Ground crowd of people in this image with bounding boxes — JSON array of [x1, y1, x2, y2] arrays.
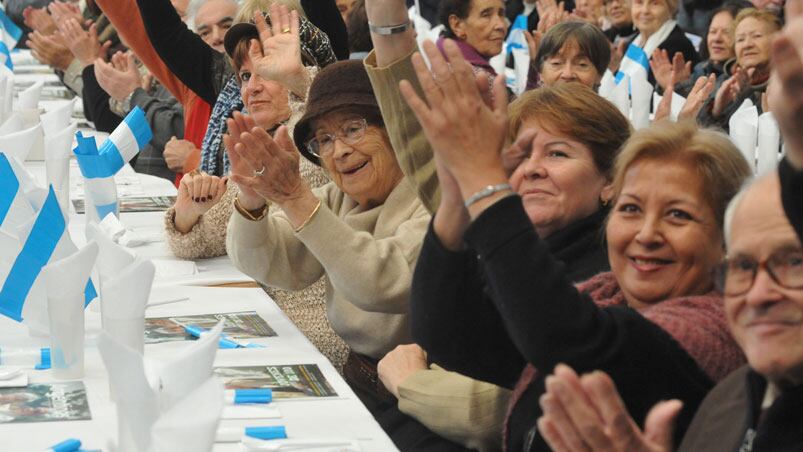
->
[[12, 0, 803, 450]]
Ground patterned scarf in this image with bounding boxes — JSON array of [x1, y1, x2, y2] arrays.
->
[[198, 14, 338, 176], [199, 77, 243, 176]]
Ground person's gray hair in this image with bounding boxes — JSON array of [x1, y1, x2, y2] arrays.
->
[[723, 176, 759, 248], [187, 0, 241, 31]]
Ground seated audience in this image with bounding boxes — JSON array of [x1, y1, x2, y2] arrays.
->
[[163, 7, 348, 371], [403, 38, 750, 452], [616, 0, 699, 86], [377, 84, 631, 451], [225, 59, 430, 412], [699, 7, 781, 131], [604, 0, 636, 42], [532, 6, 803, 450], [652, 2, 744, 95]]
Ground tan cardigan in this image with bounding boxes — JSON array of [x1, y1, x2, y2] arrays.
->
[[365, 50, 509, 451], [226, 178, 430, 359]]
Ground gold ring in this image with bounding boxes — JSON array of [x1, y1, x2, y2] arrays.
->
[[282, 28, 291, 34]]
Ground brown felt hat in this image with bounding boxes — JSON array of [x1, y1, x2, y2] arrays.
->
[[293, 60, 381, 165]]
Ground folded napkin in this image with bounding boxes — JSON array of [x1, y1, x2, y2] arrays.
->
[[729, 99, 758, 172], [630, 73, 653, 129], [0, 113, 21, 134], [149, 377, 223, 452], [41, 242, 99, 380], [150, 321, 224, 413], [44, 123, 78, 213], [757, 112, 781, 174], [40, 99, 75, 137], [97, 332, 159, 452], [0, 123, 43, 162], [18, 80, 44, 110], [101, 258, 155, 354]]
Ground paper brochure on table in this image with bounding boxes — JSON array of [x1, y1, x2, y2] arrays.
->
[[216, 364, 338, 399], [0, 382, 91, 423], [144, 311, 276, 344], [72, 196, 176, 214]]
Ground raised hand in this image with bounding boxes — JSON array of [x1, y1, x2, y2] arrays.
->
[[173, 172, 229, 233], [609, 40, 627, 73], [249, 4, 309, 96], [95, 52, 142, 101], [769, 0, 803, 168], [649, 49, 673, 90], [712, 68, 749, 117], [226, 111, 320, 226], [400, 39, 510, 218], [26, 30, 73, 70], [23, 7, 56, 35], [678, 73, 717, 120], [48, 1, 83, 25], [537, 364, 680, 452], [58, 19, 111, 67], [653, 68, 677, 122]]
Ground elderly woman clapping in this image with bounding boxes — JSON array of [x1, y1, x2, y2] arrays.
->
[[404, 39, 750, 451], [225, 60, 430, 406]]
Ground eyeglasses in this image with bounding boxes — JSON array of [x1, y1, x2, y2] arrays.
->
[[715, 248, 803, 296], [306, 119, 368, 159]]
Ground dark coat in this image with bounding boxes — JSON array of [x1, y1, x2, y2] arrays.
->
[[679, 365, 803, 452]]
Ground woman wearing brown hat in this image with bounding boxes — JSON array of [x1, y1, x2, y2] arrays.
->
[[224, 50, 430, 411], [164, 5, 351, 371]]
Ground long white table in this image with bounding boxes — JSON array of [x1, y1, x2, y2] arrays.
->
[[2, 53, 399, 451]]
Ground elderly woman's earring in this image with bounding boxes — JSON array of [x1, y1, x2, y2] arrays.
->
[[459, 33, 467, 40], [600, 197, 610, 207]]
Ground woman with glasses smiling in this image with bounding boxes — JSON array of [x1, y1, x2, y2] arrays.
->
[[225, 59, 430, 410]]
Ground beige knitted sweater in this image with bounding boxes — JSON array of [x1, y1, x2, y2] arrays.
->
[[162, 67, 349, 370], [226, 179, 430, 359]]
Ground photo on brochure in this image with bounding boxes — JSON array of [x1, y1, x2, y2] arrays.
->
[[72, 196, 177, 214], [215, 364, 338, 399], [144, 311, 277, 344], [0, 382, 91, 424]]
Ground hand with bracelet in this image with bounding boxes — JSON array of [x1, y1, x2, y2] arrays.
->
[[401, 39, 512, 222], [225, 111, 320, 228]]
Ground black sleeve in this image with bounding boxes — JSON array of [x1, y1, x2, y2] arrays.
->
[[410, 220, 526, 388], [779, 158, 803, 243], [135, 0, 219, 104], [463, 197, 713, 381], [81, 65, 123, 134], [301, 0, 349, 60]]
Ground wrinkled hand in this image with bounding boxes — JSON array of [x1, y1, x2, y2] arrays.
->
[[164, 137, 197, 172], [650, 50, 690, 91], [400, 39, 509, 204], [249, 4, 308, 96], [609, 40, 627, 74], [58, 19, 111, 66], [225, 111, 317, 225], [173, 172, 229, 233], [770, 0, 803, 168], [26, 30, 73, 70], [537, 364, 681, 452], [537, 4, 569, 36], [23, 7, 56, 35], [653, 67, 678, 122], [524, 30, 541, 63], [95, 52, 142, 101], [48, 0, 83, 25], [678, 73, 717, 120], [377, 344, 429, 399], [712, 67, 749, 117]]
